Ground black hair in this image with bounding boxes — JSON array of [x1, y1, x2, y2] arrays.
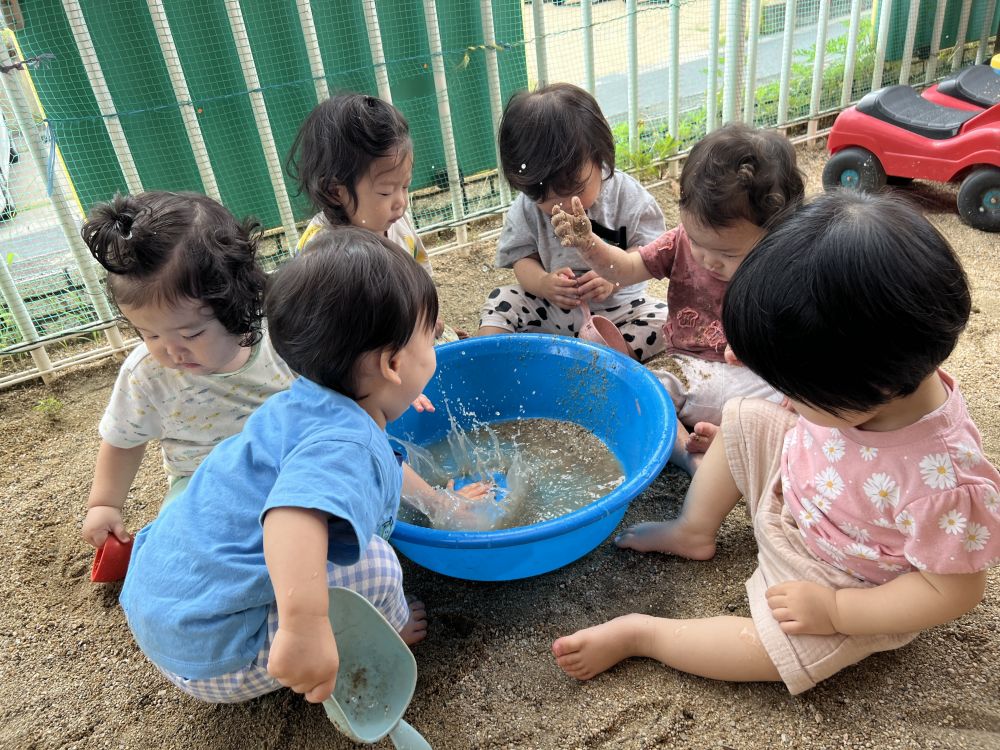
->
[[81, 191, 266, 346], [680, 123, 805, 230], [265, 227, 438, 398], [498, 82, 615, 202], [286, 93, 412, 226], [723, 190, 971, 415]]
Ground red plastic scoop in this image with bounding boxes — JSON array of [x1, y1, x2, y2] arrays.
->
[[91, 536, 133, 583]]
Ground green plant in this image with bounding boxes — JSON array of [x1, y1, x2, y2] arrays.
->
[[750, 18, 881, 126], [612, 120, 680, 180], [34, 396, 65, 422]]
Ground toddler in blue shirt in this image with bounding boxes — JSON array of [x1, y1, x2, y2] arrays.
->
[[120, 227, 484, 703]]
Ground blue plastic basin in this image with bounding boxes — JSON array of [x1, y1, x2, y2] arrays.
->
[[388, 334, 676, 581]]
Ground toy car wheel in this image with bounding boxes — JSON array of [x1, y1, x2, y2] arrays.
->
[[957, 167, 1000, 233], [822, 147, 887, 192]]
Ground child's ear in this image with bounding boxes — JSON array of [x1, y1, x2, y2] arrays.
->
[[327, 182, 349, 208], [379, 349, 403, 386]]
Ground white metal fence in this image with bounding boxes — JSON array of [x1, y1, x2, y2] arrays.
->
[[0, 0, 997, 388]]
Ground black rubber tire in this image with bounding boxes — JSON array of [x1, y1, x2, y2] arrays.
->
[[957, 167, 1000, 233], [821, 147, 888, 192]]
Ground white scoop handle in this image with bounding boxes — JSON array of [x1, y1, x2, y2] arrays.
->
[[388, 719, 432, 750]]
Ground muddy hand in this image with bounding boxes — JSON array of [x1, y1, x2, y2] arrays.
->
[[551, 196, 593, 249]]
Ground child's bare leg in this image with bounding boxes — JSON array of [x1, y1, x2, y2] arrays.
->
[[399, 598, 428, 646], [552, 614, 780, 683], [685, 421, 720, 454], [616, 429, 740, 557], [474, 325, 508, 337], [669, 421, 703, 476]]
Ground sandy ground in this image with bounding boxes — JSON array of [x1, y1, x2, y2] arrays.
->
[[1, 143, 999, 750]]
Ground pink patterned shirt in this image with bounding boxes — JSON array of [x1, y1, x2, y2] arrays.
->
[[781, 371, 1000, 584], [638, 225, 728, 362]]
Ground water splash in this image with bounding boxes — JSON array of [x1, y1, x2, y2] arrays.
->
[[397, 416, 623, 532]]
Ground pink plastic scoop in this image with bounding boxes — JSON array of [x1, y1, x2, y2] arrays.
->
[[578, 302, 634, 359]]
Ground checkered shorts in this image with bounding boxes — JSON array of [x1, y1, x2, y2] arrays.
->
[[156, 535, 408, 703]]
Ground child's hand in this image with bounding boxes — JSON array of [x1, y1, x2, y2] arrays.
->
[[268, 614, 339, 703], [442, 480, 504, 530], [575, 270, 617, 303], [539, 266, 581, 308], [411, 394, 435, 413], [765, 580, 838, 635], [404, 481, 503, 531], [82, 505, 131, 549], [449, 479, 490, 500], [551, 196, 594, 250]]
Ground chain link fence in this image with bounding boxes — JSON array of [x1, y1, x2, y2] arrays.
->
[[1, 0, 997, 387]]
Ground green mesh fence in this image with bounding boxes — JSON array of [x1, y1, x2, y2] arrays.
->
[[0, 0, 996, 379]]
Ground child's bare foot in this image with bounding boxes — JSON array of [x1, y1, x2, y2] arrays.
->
[[399, 598, 428, 646], [669, 441, 703, 476], [552, 613, 652, 680], [614, 518, 717, 558], [685, 422, 720, 454]]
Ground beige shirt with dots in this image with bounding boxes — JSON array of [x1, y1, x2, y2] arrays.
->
[[99, 329, 296, 481]]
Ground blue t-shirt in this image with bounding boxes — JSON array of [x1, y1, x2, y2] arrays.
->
[[119, 377, 402, 679]]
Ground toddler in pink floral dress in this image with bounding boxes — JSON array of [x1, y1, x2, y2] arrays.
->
[[551, 190, 1000, 695]]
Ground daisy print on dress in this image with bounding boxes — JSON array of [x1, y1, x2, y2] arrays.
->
[[810, 494, 834, 514], [877, 560, 905, 573], [814, 466, 844, 498], [938, 509, 967, 535], [838, 520, 871, 543], [952, 443, 981, 469], [814, 535, 845, 560], [798, 498, 820, 529], [783, 430, 796, 452], [919, 453, 957, 490], [844, 542, 879, 561], [859, 445, 878, 461], [963, 522, 991, 552], [984, 488, 1000, 515], [904, 551, 928, 571], [822, 435, 846, 462], [895, 509, 916, 535], [863, 473, 900, 512]]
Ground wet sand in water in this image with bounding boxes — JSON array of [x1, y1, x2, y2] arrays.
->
[[403, 417, 624, 529]]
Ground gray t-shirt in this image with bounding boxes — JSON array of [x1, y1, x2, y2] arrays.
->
[[494, 170, 666, 311]]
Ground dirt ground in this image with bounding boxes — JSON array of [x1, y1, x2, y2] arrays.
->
[[1, 143, 998, 750]]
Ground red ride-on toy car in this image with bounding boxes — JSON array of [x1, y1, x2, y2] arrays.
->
[[922, 62, 1000, 111], [823, 83, 1000, 232]]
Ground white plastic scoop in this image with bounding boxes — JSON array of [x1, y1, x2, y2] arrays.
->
[[322, 587, 431, 749]]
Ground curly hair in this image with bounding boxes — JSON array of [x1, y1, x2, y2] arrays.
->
[[679, 123, 805, 230], [498, 82, 615, 202], [81, 191, 266, 347], [286, 93, 412, 225]]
